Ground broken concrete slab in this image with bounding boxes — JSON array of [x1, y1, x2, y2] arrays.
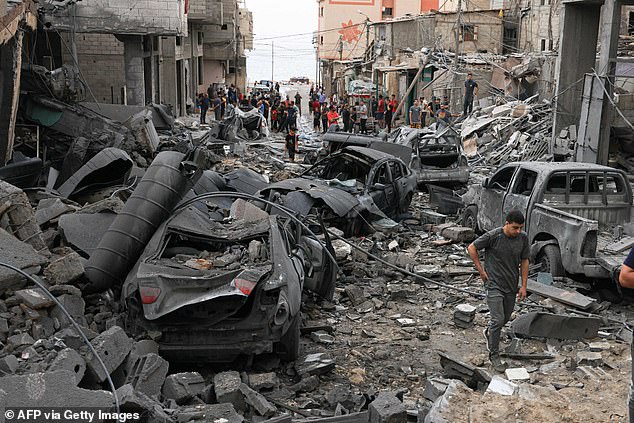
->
[[576, 351, 603, 367], [295, 353, 336, 376], [369, 391, 406, 423], [424, 380, 473, 423], [486, 375, 517, 396], [0, 181, 48, 253], [48, 348, 86, 382], [15, 288, 55, 309], [504, 367, 530, 382], [0, 229, 48, 294], [84, 325, 132, 383], [438, 352, 490, 388], [162, 372, 205, 405], [0, 370, 112, 407], [58, 212, 117, 257], [35, 198, 79, 226], [125, 352, 169, 398], [43, 252, 84, 285], [248, 372, 280, 391], [526, 279, 596, 310], [214, 371, 246, 411], [423, 378, 452, 402], [511, 312, 600, 340], [116, 384, 171, 422], [49, 294, 86, 328], [239, 383, 276, 417], [7, 332, 34, 349], [0, 354, 19, 375]]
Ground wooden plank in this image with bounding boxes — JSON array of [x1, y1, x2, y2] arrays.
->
[[526, 279, 596, 310], [294, 411, 369, 423], [604, 236, 634, 254]]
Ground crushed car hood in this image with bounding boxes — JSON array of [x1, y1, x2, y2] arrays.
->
[[261, 178, 361, 217]]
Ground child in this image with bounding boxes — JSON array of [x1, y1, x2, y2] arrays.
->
[[285, 129, 299, 162]]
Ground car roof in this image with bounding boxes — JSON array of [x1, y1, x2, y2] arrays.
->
[[339, 146, 399, 163], [505, 161, 623, 174]]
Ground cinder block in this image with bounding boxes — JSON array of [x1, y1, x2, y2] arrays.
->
[[162, 372, 205, 405], [85, 326, 132, 383], [369, 392, 407, 423], [214, 371, 246, 411]]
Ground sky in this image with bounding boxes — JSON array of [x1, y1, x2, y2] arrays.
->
[[245, 0, 318, 83]]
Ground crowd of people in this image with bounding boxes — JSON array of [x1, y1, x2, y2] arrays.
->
[[196, 83, 242, 125]]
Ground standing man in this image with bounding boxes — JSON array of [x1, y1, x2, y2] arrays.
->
[[321, 103, 329, 133], [199, 93, 209, 124], [295, 92, 303, 115], [386, 94, 398, 132], [619, 248, 634, 422], [342, 104, 351, 132], [464, 73, 478, 115], [467, 210, 529, 372], [409, 100, 422, 128], [358, 101, 368, 134], [286, 128, 299, 162], [327, 105, 340, 128], [376, 95, 385, 129]]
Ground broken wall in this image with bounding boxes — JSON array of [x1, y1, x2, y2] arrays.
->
[[435, 11, 504, 54], [43, 0, 187, 36], [518, 1, 561, 53], [60, 34, 126, 104]]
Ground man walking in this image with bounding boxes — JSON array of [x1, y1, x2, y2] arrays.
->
[[467, 210, 529, 372], [409, 100, 422, 128], [358, 101, 368, 134], [619, 248, 634, 422], [199, 93, 209, 124], [463, 72, 479, 115]]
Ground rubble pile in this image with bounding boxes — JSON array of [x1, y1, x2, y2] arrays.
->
[[459, 97, 553, 166]]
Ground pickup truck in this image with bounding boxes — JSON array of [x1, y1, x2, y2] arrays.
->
[[461, 162, 634, 280]]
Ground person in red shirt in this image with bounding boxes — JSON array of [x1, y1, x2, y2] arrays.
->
[[385, 94, 398, 133], [376, 95, 386, 129], [327, 106, 340, 127]]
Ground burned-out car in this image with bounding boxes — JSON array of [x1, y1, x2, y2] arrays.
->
[[259, 146, 416, 235], [404, 126, 469, 186], [122, 199, 337, 362]]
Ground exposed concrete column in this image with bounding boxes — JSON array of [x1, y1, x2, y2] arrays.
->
[[597, 0, 622, 164], [551, 2, 601, 142], [0, 31, 24, 165], [160, 37, 177, 114], [121, 35, 145, 106]]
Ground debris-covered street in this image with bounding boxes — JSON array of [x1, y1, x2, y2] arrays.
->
[[2, 0, 634, 422]]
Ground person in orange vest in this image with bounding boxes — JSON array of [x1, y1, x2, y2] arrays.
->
[[327, 105, 340, 127]]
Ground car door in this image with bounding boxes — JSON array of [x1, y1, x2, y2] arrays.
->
[[368, 162, 396, 216], [389, 160, 410, 210], [478, 165, 518, 231], [300, 220, 337, 301], [502, 168, 537, 231]]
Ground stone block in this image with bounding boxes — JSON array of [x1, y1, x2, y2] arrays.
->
[[85, 326, 132, 383], [214, 371, 246, 411], [419, 210, 446, 225], [248, 372, 279, 391], [576, 351, 603, 367], [125, 353, 169, 397], [486, 375, 517, 396], [423, 377, 451, 402], [15, 288, 55, 309], [44, 252, 84, 285], [117, 384, 171, 422], [369, 391, 407, 423], [0, 354, 19, 375], [295, 353, 336, 377], [49, 294, 86, 328], [239, 383, 276, 417], [48, 348, 86, 382], [162, 372, 205, 405], [7, 332, 34, 349], [504, 367, 530, 382], [439, 226, 475, 243], [0, 370, 112, 407], [31, 316, 55, 339]]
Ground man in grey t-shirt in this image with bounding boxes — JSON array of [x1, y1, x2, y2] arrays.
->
[[467, 210, 529, 371]]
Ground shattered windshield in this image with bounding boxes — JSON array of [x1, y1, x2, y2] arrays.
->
[[303, 154, 372, 186]]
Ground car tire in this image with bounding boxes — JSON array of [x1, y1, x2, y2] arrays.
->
[[277, 315, 301, 362], [462, 205, 479, 232], [536, 244, 565, 277]]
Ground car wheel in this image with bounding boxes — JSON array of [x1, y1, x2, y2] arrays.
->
[[536, 244, 565, 277], [277, 315, 301, 362], [462, 205, 479, 232]]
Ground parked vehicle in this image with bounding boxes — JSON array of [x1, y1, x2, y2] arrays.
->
[[462, 161, 634, 280], [122, 199, 337, 362], [260, 146, 417, 236]]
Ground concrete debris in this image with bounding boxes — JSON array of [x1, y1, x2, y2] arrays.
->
[[84, 325, 132, 383], [511, 312, 601, 340], [453, 304, 476, 328], [369, 391, 407, 423], [239, 382, 277, 417], [504, 367, 530, 382], [162, 372, 206, 405], [295, 353, 336, 376], [125, 352, 169, 397], [47, 348, 86, 382], [43, 252, 84, 285], [214, 371, 247, 411], [486, 375, 518, 396]]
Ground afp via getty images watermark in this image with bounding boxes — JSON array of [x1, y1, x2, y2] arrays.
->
[[3, 408, 141, 422]]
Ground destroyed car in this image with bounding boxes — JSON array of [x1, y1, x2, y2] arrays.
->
[[462, 161, 633, 281], [122, 199, 337, 362], [404, 126, 470, 186], [259, 146, 416, 235]]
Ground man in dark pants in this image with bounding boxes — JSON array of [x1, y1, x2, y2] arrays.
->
[[467, 210, 529, 372], [463, 73, 479, 115], [619, 249, 634, 422]]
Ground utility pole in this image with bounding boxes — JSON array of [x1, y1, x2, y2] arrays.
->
[[338, 35, 343, 60], [450, 0, 462, 113], [234, 36, 239, 87], [271, 40, 274, 82]]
